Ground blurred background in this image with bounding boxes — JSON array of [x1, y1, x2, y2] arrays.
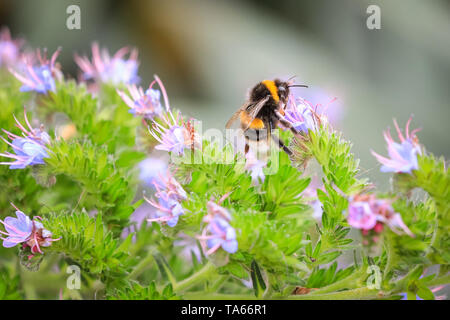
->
[[0, 0, 449, 188]]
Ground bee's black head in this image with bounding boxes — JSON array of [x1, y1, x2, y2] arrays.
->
[[275, 78, 308, 105], [274, 79, 290, 104]]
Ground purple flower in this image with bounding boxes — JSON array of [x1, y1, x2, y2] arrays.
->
[[9, 48, 61, 94], [0, 208, 32, 248], [371, 118, 421, 174], [244, 151, 266, 183], [284, 98, 317, 133], [0, 110, 51, 169], [0, 204, 60, 256], [0, 28, 23, 68], [198, 201, 238, 255], [289, 84, 344, 126], [117, 75, 170, 119], [74, 43, 140, 85], [146, 192, 184, 227], [145, 170, 187, 227], [149, 110, 195, 156], [138, 157, 167, 187]]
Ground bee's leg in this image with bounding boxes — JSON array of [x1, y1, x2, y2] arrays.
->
[[271, 134, 293, 156], [274, 110, 300, 135]]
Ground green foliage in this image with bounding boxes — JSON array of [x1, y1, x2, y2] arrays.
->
[[0, 266, 23, 299], [107, 281, 179, 300], [260, 152, 311, 218], [294, 125, 367, 194], [306, 262, 355, 289], [0, 57, 448, 301], [41, 139, 137, 231], [40, 81, 141, 153], [43, 211, 132, 288]]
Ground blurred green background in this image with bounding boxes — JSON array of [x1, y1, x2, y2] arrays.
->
[[1, 0, 449, 188]]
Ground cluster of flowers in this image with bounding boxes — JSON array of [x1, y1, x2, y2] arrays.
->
[[0, 204, 59, 256], [0, 26, 424, 258]]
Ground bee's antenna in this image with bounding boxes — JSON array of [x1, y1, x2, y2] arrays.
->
[[287, 75, 297, 81], [288, 84, 309, 88]]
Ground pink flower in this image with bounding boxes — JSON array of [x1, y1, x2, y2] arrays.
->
[[346, 194, 414, 237], [117, 75, 169, 119], [74, 42, 139, 85], [9, 48, 61, 94], [0, 27, 23, 68], [149, 110, 198, 156], [347, 201, 377, 230], [371, 118, 421, 174]]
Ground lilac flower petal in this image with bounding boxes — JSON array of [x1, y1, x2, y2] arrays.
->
[[222, 239, 238, 253]]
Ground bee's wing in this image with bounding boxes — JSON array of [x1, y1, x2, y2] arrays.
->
[[242, 96, 270, 130], [226, 96, 270, 129], [225, 102, 250, 129]]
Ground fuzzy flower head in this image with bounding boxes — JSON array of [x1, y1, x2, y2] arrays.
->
[[346, 194, 414, 237], [149, 110, 199, 156], [198, 199, 238, 255], [0, 204, 60, 256], [371, 118, 421, 174], [9, 48, 61, 94], [74, 43, 139, 85], [0, 28, 23, 68], [145, 170, 187, 228], [117, 75, 169, 119], [0, 110, 51, 169], [284, 97, 319, 133]]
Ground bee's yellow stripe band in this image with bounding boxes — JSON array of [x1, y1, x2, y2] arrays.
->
[[262, 80, 280, 103], [240, 111, 265, 129]]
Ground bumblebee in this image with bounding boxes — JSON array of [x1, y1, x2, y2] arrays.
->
[[226, 78, 307, 155]]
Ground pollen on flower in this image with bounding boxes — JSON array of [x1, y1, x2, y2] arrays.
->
[[0, 109, 51, 169]]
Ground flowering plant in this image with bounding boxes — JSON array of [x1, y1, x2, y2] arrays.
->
[[0, 28, 448, 300]]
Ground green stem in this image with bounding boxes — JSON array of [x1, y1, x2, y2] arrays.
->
[[173, 261, 216, 292], [207, 275, 228, 293], [129, 254, 154, 280], [383, 232, 395, 276]]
